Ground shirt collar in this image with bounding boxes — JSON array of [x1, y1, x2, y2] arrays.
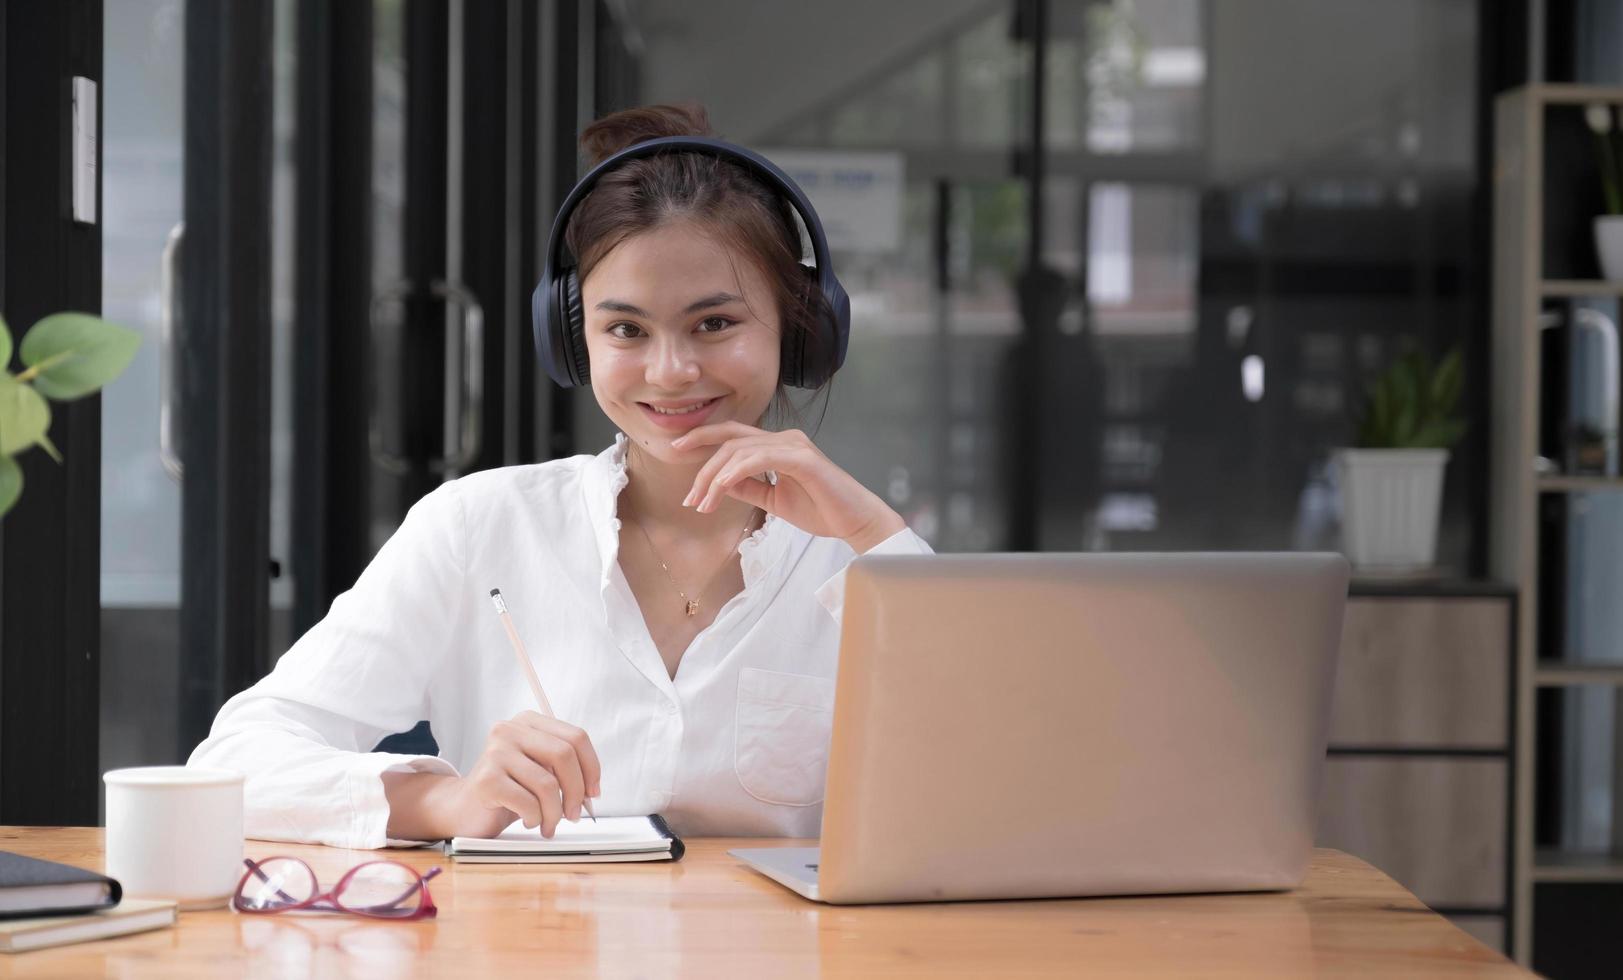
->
[[582, 433, 798, 591]]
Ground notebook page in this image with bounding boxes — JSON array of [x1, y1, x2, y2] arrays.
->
[[450, 816, 671, 854]]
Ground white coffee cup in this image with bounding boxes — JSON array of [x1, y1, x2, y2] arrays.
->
[[103, 766, 245, 911]]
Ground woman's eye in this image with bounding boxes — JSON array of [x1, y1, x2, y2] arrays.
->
[[608, 322, 642, 339], [698, 316, 734, 333]]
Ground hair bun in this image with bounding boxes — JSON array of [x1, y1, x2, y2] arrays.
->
[[579, 104, 715, 167]]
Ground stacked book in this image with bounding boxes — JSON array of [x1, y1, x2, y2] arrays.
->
[[0, 851, 176, 953]]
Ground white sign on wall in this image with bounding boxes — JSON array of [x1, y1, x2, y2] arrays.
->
[[759, 150, 904, 254]]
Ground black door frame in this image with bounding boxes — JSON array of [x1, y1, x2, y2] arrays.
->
[[0, 0, 104, 826], [292, 0, 375, 637], [176, 0, 276, 754], [462, 0, 542, 474], [542, 0, 583, 461]]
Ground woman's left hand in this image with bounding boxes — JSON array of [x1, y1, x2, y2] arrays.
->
[[672, 422, 906, 554]]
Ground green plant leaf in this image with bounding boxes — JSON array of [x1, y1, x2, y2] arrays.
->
[[1397, 350, 1423, 401], [18, 313, 141, 400], [0, 454, 20, 519], [1391, 384, 1418, 445], [1378, 384, 1397, 445], [0, 314, 11, 371], [1411, 418, 1468, 449], [36, 432, 62, 463], [1392, 403, 1418, 445], [1352, 344, 1469, 449], [1429, 348, 1464, 416], [1359, 379, 1392, 448], [1403, 352, 1434, 444], [0, 378, 51, 456]]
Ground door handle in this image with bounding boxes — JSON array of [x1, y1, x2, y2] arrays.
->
[[368, 280, 415, 477], [159, 221, 184, 481], [368, 279, 484, 476], [433, 279, 484, 474]]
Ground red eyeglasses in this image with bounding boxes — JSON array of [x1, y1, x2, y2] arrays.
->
[[232, 857, 441, 920]]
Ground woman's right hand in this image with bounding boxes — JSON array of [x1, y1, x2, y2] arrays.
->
[[390, 712, 602, 841]]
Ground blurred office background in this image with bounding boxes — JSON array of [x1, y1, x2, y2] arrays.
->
[[96, 0, 1495, 772], [2, 0, 1620, 974]]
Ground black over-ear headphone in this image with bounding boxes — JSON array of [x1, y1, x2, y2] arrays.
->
[[532, 136, 851, 390]]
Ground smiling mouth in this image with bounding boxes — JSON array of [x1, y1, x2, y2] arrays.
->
[[640, 397, 720, 416]]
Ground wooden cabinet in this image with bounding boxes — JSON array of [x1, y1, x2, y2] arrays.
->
[[1319, 757, 1507, 906], [1315, 589, 1515, 952], [1328, 598, 1511, 748]]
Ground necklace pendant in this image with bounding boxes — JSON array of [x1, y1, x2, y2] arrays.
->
[[684, 599, 700, 617]]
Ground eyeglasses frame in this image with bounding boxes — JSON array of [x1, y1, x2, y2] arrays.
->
[[232, 856, 442, 920]]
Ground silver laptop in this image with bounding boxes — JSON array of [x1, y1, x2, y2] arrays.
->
[[731, 552, 1349, 904]]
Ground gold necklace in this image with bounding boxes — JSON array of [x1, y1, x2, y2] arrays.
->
[[627, 508, 760, 617]]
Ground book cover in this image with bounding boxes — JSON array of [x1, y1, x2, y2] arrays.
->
[[0, 851, 121, 919], [0, 898, 177, 953]]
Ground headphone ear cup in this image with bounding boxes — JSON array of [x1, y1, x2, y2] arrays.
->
[[787, 265, 849, 390], [557, 268, 590, 387], [778, 266, 819, 389], [821, 274, 851, 381]]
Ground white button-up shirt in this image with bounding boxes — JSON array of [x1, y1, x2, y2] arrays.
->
[[188, 434, 932, 849]]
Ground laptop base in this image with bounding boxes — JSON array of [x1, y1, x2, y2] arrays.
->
[[729, 847, 823, 902]]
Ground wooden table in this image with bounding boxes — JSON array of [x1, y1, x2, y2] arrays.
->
[[0, 827, 1526, 977]]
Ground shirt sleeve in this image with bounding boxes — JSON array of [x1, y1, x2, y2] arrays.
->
[[187, 482, 467, 849], [814, 525, 935, 624]]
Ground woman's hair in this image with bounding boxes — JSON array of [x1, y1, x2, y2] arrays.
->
[[566, 103, 832, 430]]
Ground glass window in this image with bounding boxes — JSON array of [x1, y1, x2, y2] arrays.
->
[[588, 0, 1483, 568]]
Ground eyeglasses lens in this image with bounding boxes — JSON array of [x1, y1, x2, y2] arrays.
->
[[335, 862, 426, 918], [238, 857, 317, 911]]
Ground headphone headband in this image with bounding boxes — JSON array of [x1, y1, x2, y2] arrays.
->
[[533, 136, 851, 389]]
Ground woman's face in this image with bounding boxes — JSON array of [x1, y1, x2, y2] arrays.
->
[[580, 219, 782, 464]]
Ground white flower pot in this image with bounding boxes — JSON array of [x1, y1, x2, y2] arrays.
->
[[1595, 215, 1623, 281], [1336, 448, 1450, 571]]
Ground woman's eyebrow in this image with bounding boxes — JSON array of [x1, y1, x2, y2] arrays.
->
[[683, 292, 742, 314], [593, 293, 741, 317], [595, 298, 651, 316]]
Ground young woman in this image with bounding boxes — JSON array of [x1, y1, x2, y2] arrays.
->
[[188, 104, 932, 848]]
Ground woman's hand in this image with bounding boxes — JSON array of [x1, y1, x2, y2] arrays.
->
[[386, 711, 602, 841], [672, 422, 906, 553]]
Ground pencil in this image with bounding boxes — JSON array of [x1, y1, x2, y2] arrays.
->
[[488, 588, 597, 823]]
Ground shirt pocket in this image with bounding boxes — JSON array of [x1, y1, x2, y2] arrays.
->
[[733, 667, 837, 807]]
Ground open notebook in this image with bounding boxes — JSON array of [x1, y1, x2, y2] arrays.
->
[[447, 814, 685, 864]]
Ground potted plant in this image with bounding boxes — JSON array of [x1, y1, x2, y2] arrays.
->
[[1584, 102, 1623, 281], [0, 312, 139, 517], [1336, 346, 1466, 572]]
